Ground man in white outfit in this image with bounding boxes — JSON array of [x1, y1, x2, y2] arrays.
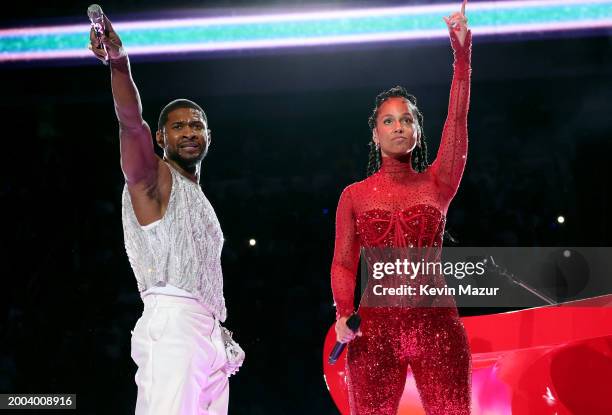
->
[[89, 13, 242, 415]]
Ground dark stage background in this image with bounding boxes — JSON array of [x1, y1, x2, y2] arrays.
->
[[1, 1, 611, 414]]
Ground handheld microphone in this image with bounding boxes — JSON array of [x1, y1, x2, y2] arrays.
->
[[87, 4, 108, 65], [328, 314, 361, 365]]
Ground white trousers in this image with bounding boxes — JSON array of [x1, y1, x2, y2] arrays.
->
[[131, 294, 229, 415]]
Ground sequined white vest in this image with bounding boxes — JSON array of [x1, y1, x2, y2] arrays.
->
[[122, 163, 227, 321]]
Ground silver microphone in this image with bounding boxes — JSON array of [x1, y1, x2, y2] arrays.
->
[[87, 4, 108, 64], [87, 4, 105, 36]]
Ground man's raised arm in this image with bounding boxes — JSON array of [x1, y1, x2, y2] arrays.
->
[[89, 15, 159, 188]]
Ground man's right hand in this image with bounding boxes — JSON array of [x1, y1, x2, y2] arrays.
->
[[335, 316, 362, 344], [88, 15, 126, 63]]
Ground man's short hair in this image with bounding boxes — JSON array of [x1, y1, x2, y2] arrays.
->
[[158, 99, 207, 131]]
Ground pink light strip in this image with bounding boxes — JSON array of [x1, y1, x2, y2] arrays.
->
[[1, 0, 610, 37]]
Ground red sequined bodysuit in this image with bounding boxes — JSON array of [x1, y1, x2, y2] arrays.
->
[[331, 31, 472, 415]]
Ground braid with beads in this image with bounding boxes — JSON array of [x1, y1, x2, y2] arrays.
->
[[366, 141, 381, 177], [366, 86, 429, 177]]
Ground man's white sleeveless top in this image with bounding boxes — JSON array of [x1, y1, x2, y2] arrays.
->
[[121, 163, 227, 322]]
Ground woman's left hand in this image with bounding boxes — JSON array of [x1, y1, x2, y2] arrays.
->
[[443, 0, 469, 47]]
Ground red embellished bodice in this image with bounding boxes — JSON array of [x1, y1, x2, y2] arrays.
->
[[331, 31, 472, 319]]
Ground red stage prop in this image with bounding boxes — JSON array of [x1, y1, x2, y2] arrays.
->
[[323, 295, 612, 414]]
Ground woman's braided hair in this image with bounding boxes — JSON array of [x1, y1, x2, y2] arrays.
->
[[366, 86, 429, 177]]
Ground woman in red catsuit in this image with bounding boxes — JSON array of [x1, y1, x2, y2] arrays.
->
[[330, 2, 472, 414]]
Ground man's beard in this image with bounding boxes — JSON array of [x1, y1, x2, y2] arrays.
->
[[166, 145, 208, 171]]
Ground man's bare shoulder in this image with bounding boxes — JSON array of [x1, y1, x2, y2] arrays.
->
[[126, 157, 172, 226]]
